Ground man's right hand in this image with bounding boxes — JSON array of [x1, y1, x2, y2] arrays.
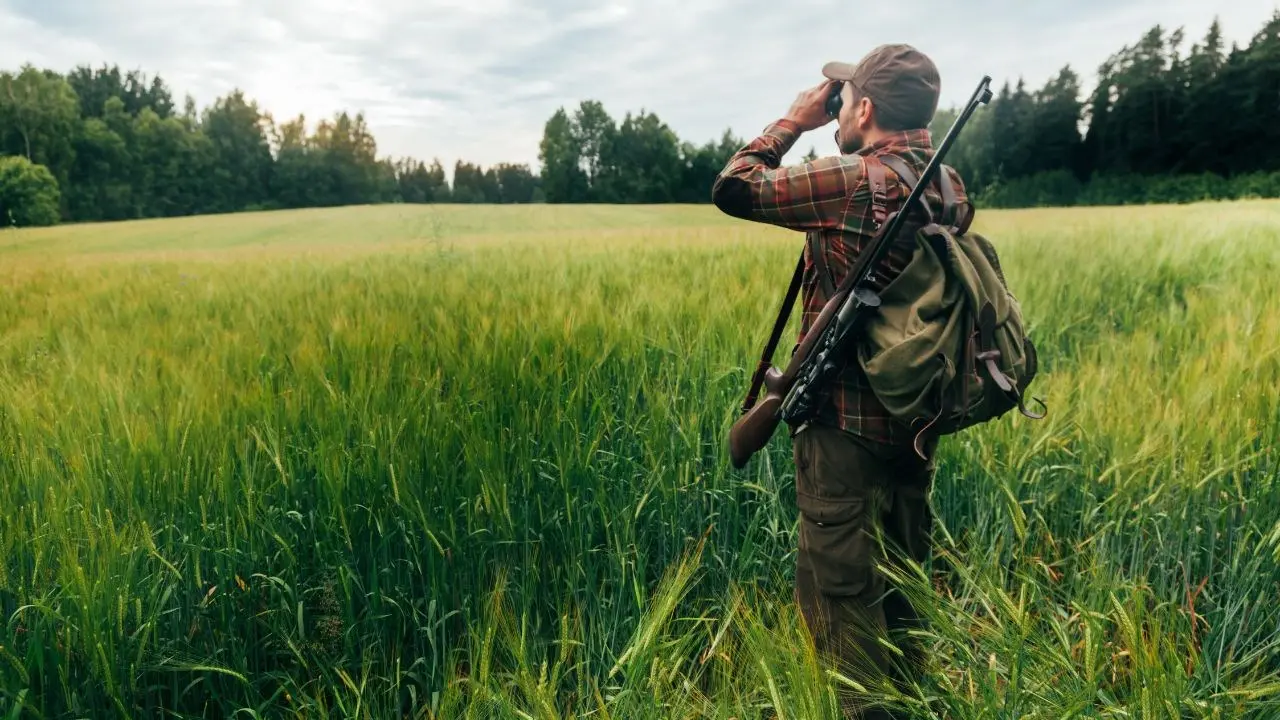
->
[[783, 80, 839, 132]]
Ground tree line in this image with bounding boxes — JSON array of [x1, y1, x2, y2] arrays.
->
[[0, 62, 760, 227], [536, 100, 750, 204], [935, 12, 1280, 206], [4, 12, 1280, 226], [0, 65, 546, 226]]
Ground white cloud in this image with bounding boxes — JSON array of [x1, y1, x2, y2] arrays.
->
[[1, 0, 1277, 177]]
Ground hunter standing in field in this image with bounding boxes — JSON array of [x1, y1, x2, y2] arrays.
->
[[711, 44, 964, 719]]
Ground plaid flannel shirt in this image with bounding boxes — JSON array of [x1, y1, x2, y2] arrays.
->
[[712, 119, 968, 446]]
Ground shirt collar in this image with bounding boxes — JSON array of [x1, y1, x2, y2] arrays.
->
[[854, 128, 934, 157]]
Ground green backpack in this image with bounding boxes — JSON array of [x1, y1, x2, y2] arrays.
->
[[854, 155, 1045, 455]]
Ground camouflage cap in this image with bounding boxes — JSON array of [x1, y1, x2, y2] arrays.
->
[[822, 44, 941, 129]]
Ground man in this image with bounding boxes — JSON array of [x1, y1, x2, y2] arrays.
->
[[711, 44, 968, 718]]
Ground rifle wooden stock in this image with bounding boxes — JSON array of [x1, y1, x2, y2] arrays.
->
[[728, 287, 849, 468]]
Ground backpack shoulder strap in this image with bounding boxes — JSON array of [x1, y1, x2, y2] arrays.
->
[[939, 165, 958, 229], [938, 164, 977, 235], [879, 154, 917, 187], [877, 154, 933, 224], [863, 155, 888, 228]]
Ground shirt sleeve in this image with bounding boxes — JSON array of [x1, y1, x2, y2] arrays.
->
[[711, 120, 866, 232]]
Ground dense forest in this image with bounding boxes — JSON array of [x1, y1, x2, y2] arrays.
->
[[933, 13, 1280, 207], [2, 14, 1279, 226]]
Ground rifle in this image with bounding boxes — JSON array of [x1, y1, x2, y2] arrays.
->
[[728, 75, 993, 470]]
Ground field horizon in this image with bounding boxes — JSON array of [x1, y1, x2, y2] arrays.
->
[[3, 200, 1280, 718]]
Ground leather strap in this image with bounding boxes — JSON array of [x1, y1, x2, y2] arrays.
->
[[878, 155, 934, 224], [866, 158, 888, 227], [808, 231, 836, 299], [880, 154, 919, 187], [976, 302, 1013, 392], [975, 301, 1046, 420], [955, 202, 975, 236], [939, 165, 958, 229], [741, 251, 806, 411]]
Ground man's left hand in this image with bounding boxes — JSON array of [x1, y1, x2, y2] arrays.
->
[[783, 80, 839, 132]]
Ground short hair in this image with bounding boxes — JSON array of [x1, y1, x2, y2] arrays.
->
[[849, 84, 930, 132]]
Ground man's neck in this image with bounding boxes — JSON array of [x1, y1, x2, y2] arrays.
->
[[860, 128, 892, 149]]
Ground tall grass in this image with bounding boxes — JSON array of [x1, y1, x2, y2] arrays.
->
[[1, 201, 1279, 718]]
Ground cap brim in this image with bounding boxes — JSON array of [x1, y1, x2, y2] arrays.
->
[[822, 61, 858, 81]]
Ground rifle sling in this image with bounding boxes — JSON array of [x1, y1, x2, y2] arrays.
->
[[808, 232, 836, 299], [742, 251, 806, 411]]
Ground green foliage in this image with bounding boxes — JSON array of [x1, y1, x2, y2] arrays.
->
[[67, 64, 174, 119], [1, 202, 1280, 717], [537, 100, 741, 204], [537, 107, 590, 203], [598, 110, 684, 203], [492, 163, 539, 203], [448, 161, 539, 204], [941, 12, 1280, 207], [394, 157, 449, 203], [200, 90, 274, 214], [573, 100, 615, 200], [0, 64, 80, 192], [0, 155, 60, 226]]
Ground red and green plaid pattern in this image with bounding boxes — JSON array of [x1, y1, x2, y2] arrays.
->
[[714, 120, 969, 445]]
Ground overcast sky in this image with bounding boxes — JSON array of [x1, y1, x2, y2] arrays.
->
[[1, 0, 1276, 176]]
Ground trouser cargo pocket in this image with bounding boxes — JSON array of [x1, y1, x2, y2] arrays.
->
[[797, 494, 872, 598], [793, 425, 882, 600]]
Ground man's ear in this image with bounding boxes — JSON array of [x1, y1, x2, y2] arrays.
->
[[858, 97, 875, 130]]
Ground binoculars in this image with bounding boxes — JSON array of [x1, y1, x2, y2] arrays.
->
[[825, 81, 843, 118]]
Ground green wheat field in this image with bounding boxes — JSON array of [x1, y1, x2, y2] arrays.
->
[[2, 200, 1280, 719]]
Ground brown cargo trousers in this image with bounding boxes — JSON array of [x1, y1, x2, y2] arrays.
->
[[791, 422, 938, 720]]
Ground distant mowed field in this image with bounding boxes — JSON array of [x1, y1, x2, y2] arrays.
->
[[2, 201, 1280, 718]]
